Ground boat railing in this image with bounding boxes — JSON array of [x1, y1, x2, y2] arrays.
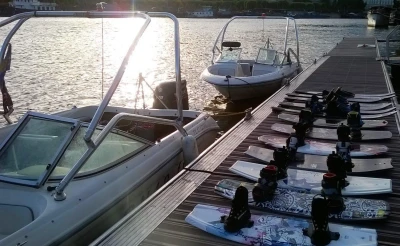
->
[[0, 11, 184, 131], [211, 16, 300, 66], [53, 112, 187, 201], [385, 24, 400, 65]]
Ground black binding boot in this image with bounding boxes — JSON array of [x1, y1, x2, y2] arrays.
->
[[321, 173, 346, 214], [336, 123, 351, 142], [347, 106, 363, 140], [286, 133, 299, 158], [336, 124, 354, 172], [299, 108, 314, 127], [221, 186, 254, 233], [326, 152, 348, 180], [292, 122, 308, 146], [303, 194, 340, 246], [269, 147, 289, 179], [252, 165, 278, 203]]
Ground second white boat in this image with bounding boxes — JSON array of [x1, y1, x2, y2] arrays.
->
[[201, 16, 302, 101]]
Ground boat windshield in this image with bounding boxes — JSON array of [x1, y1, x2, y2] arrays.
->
[[217, 48, 242, 63], [55, 126, 148, 177], [0, 112, 149, 186], [256, 48, 279, 65]]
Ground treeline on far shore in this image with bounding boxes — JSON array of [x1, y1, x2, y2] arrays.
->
[[30, 0, 368, 13]]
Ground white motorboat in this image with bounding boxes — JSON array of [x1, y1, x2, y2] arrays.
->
[[367, 6, 391, 27], [0, 11, 219, 246], [201, 16, 301, 101]]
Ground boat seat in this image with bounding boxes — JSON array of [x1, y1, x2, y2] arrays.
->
[[239, 63, 251, 76], [217, 68, 236, 77], [252, 63, 274, 76], [0, 204, 34, 238]]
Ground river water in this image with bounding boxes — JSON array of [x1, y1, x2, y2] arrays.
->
[[0, 18, 396, 128]]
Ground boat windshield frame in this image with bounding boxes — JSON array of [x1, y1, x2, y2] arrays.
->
[[0, 12, 189, 197], [210, 16, 300, 66], [0, 111, 80, 187]]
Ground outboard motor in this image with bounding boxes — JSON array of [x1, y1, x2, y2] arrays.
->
[[153, 79, 189, 110], [153, 80, 190, 143]]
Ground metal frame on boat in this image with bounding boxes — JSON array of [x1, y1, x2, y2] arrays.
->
[[211, 16, 300, 66]]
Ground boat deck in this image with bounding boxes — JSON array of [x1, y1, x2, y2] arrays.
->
[[91, 37, 400, 246]]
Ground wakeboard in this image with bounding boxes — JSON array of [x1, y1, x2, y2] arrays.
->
[[271, 123, 393, 141], [272, 106, 396, 119], [229, 161, 392, 195], [287, 92, 395, 101], [278, 113, 388, 129], [294, 89, 395, 98], [185, 204, 378, 245], [285, 95, 390, 103], [258, 135, 389, 156], [245, 146, 393, 173], [215, 179, 390, 220], [279, 101, 392, 111]]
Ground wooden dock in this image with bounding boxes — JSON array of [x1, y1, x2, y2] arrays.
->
[[91, 37, 400, 246]]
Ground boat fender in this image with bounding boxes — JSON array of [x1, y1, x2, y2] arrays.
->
[[182, 135, 199, 164]]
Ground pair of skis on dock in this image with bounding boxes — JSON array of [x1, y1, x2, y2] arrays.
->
[[186, 89, 393, 245]]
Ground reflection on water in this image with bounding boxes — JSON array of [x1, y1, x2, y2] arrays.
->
[[0, 18, 397, 130]]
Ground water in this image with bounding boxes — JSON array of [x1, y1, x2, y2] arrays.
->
[[0, 18, 396, 128]]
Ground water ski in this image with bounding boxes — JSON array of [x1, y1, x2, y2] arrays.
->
[[287, 92, 395, 101], [285, 95, 390, 103], [229, 160, 392, 195], [271, 123, 392, 141], [278, 113, 388, 129], [294, 89, 395, 98], [215, 179, 390, 220], [279, 101, 392, 111], [258, 135, 389, 157], [245, 146, 393, 173], [185, 204, 378, 246], [271, 107, 396, 120]]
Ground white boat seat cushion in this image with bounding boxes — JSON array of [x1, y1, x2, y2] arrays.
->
[[0, 204, 33, 236]]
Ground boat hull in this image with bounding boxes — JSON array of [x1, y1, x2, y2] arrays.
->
[[209, 69, 298, 101], [212, 78, 283, 101], [368, 13, 389, 27]]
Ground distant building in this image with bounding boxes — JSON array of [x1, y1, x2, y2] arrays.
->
[[364, 0, 394, 9], [9, 0, 56, 11], [186, 6, 213, 18]]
